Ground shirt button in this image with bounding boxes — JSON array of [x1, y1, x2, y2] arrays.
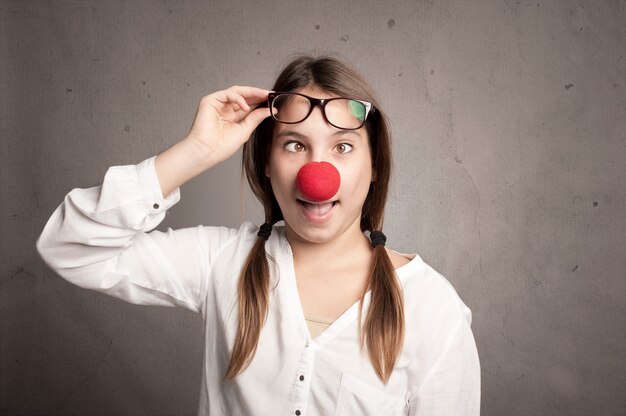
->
[[299, 375, 304, 381], [295, 411, 301, 416], [153, 203, 160, 209]]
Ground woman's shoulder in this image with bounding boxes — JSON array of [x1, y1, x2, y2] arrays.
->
[[387, 248, 411, 269], [186, 221, 259, 253], [194, 221, 257, 237], [394, 252, 472, 325]]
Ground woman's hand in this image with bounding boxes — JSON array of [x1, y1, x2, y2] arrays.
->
[[155, 86, 271, 198], [184, 86, 272, 166]]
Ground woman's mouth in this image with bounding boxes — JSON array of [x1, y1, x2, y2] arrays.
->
[[297, 199, 338, 223]]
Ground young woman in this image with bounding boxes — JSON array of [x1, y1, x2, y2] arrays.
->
[[37, 55, 480, 415]]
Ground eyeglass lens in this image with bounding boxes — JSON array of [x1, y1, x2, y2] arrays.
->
[[271, 94, 367, 129]]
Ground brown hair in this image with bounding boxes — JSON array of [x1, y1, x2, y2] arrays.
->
[[225, 55, 404, 383]]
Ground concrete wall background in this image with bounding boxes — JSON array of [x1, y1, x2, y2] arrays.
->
[[1, 0, 624, 415]]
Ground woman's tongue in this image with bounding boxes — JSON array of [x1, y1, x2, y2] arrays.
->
[[300, 200, 334, 216]]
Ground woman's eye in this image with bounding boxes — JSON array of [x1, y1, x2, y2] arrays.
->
[[335, 143, 353, 154], [285, 142, 305, 152]]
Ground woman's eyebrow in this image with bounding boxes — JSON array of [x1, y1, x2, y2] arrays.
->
[[275, 129, 361, 141], [332, 130, 362, 138], [275, 130, 308, 140]]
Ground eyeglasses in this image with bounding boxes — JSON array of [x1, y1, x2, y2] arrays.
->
[[268, 92, 375, 130]]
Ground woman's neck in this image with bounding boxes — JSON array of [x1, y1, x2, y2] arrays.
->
[[285, 220, 373, 272]]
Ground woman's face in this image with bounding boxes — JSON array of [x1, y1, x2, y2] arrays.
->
[[266, 85, 374, 244]]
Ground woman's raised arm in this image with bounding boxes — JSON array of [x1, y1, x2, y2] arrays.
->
[[36, 86, 270, 310]]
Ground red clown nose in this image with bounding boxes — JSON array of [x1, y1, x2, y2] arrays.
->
[[296, 162, 341, 202]]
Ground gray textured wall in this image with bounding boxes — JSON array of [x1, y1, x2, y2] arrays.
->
[[1, 0, 625, 415]]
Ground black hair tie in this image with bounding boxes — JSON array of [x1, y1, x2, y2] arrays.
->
[[257, 223, 273, 240], [370, 230, 387, 247]]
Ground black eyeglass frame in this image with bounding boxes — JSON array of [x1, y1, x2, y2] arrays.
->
[[267, 92, 376, 130]]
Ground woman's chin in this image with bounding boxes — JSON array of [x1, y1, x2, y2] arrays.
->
[[284, 214, 363, 247], [284, 221, 339, 245]]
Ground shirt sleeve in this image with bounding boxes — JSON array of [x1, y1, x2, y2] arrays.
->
[[36, 156, 239, 312], [408, 300, 481, 415]]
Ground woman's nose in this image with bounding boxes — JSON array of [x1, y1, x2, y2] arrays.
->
[[296, 161, 341, 202]]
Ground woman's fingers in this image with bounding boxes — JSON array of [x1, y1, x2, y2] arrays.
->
[[211, 86, 270, 110]]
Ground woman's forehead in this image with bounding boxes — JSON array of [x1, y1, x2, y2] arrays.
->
[[292, 85, 338, 99]]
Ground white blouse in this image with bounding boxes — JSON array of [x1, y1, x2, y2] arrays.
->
[[36, 156, 481, 416]]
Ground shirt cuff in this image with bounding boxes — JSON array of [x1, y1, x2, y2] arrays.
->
[[137, 155, 180, 214]]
